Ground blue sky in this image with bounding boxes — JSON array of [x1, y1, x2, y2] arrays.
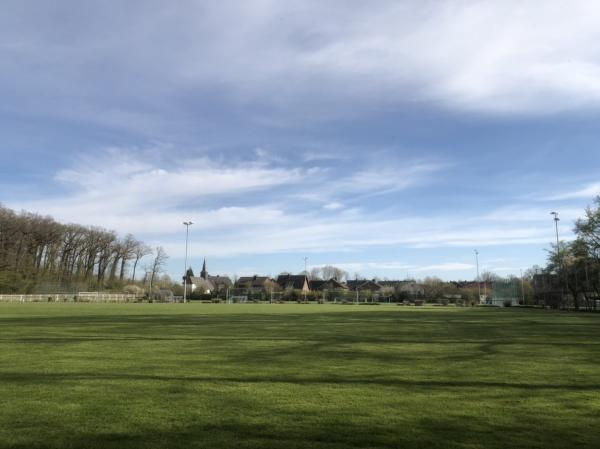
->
[[2, 1, 600, 281]]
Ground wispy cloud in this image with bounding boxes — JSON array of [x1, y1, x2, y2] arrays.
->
[[6, 148, 565, 258], [337, 161, 447, 197], [323, 202, 344, 211], [545, 182, 600, 200], [9, 148, 305, 233], [413, 263, 474, 272], [310, 261, 474, 277], [290, 157, 449, 206]]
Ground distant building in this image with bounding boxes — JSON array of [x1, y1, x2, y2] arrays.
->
[[188, 259, 232, 294], [276, 274, 310, 292], [235, 275, 275, 293], [346, 279, 382, 292], [309, 278, 348, 291]]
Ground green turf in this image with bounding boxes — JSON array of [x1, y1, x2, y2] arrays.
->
[[0, 304, 599, 449]]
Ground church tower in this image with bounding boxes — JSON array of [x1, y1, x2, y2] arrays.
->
[[200, 258, 208, 280]]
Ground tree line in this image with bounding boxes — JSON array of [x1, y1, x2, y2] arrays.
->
[[541, 196, 600, 310], [0, 204, 161, 293]]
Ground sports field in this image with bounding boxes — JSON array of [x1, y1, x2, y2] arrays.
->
[[0, 304, 599, 449]]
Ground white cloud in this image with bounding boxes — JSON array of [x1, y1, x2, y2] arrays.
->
[[413, 263, 474, 272], [481, 206, 583, 223], [337, 161, 447, 196], [291, 158, 449, 206], [196, 0, 600, 114], [546, 182, 600, 200], [308, 261, 475, 278], [8, 149, 305, 233], [169, 212, 560, 259], [287, 0, 600, 114], [53, 153, 303, 209], [323, 202, 344, 210], [313, 262, 414, 273]]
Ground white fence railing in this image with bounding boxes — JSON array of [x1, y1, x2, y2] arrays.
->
[[0, 293, 139, 303]]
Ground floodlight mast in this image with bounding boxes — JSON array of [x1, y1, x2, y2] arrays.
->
[[550, 211, 565, 301], [550, 212, 560, 249], [475, 249, 481, 302], [183, 221, 194, 303]]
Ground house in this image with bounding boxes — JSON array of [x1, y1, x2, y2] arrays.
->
[[276, 274, 310, 292], [189, 276, 213, 294], [346, 279, 382, 291], [188, 259, 233, 294], [208, 275, 233, 293], [235, 275, 275, 293], [309, 278, 348, 291]]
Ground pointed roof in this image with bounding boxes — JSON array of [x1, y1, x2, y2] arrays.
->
[[201, 258, 207, 279], [309, 278, 348, 291], [276, 274, 310, 290]]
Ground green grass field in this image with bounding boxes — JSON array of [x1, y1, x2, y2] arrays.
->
[[1, 304, 599, 449]]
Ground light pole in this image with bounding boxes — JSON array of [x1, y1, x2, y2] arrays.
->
[[475, 249, 481, 303], [183, 221, 193, 303], [550, 212, 560, 249], [550, 211, 565, 305]]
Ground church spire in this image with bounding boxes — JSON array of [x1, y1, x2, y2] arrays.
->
[[201, 258, 208, 280]]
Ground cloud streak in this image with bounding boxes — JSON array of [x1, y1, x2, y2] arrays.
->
[[545, 182, 600, 201], [6, 147, 563, 260]]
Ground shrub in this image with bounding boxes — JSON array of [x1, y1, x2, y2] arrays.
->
[[414, 300, 424, 306], [503, 299, 513, 307]]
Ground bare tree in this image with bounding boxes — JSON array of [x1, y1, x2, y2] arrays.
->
[[131, 242, 152, 281], [0, 204, 151, 293], [309, 267, 322, 280], [148, 246, 169, 295], [321, 265, 348, 281], [118, 234, 140, 281]]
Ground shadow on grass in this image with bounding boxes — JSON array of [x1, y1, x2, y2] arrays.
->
[[1, 412, 596, 449], [1, 371, 599, 392], [1, 309, 599, 343]]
